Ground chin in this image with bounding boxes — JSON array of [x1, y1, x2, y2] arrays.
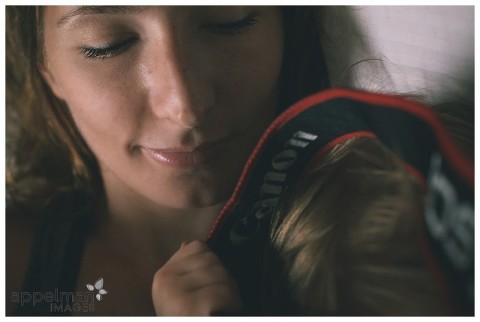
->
[[163, 169, 239, 210], [159, 187, 230, 210]]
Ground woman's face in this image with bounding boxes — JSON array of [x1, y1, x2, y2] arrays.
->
[[41, 6, 284, 209]]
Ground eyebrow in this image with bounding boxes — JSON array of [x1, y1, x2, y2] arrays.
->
[[57, 6, 140, 27]]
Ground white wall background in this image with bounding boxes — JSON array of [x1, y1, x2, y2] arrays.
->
[[323, 6, 474, 106]]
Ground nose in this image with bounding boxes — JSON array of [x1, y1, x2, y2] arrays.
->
[[143, 30, 215, 128]]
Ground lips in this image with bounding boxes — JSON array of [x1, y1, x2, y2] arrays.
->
[[142, 137, 230, 169]]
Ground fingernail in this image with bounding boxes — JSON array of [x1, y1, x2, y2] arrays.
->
[[180, 240, 194, 248]]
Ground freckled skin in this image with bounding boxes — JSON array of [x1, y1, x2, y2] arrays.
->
[[41, 7, 284, 211]]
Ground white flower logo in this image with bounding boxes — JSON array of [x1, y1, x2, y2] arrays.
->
[[86, 278, 108, 301]]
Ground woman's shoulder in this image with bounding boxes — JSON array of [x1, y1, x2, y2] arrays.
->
[[5, 206, 39, 315]]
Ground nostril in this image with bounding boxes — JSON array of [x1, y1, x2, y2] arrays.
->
[[176, 105, 212, 129]]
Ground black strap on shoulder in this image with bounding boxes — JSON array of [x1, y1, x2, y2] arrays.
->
[[15, 193, 92, 316], [207, 88, 474, 315]]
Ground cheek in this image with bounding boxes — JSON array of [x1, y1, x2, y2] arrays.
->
[[53, 63, 141, 154]]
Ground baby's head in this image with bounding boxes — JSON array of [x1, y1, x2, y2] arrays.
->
[[264, 137, 446, 315]]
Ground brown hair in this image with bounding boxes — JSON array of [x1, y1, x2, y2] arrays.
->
[[263, 137, 447, 315], [5, 6, 331, 214], [6, 6, 102, 213], [279, 7, 330, 108]]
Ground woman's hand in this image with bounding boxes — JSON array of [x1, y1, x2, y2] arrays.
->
[[151, 240, 242, 316]]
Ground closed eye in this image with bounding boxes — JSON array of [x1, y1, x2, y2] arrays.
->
[[81, 36, 138, 59], [202, 13, 259, 36]]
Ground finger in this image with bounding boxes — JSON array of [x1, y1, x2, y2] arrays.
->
[[178, 261, 238, 292], [151, 240, 241, 316], [165, 240, 209, 264], [155, 283, 242, 316], [152, 255, 232, 300], [175, 251, 225, 276], [165, 241, 223, 276], [152, 256, 238, 303], [152, 272, 241, 316], [179, 240, 210, 256], [191, 282, 243, 315]]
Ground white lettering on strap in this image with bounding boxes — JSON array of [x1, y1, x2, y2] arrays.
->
[[425, 153, 474, 272]]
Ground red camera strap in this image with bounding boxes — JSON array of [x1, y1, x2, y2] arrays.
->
[[207, 88, 474, 315]]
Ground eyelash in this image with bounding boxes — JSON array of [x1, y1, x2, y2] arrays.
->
[[80, 14, 258, 59], [81, 37, 138, 59], [204, 13, 259, 36]]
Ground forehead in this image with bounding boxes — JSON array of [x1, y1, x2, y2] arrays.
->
[[55, 6, 143, 27], [44, 6, 263, 29]]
